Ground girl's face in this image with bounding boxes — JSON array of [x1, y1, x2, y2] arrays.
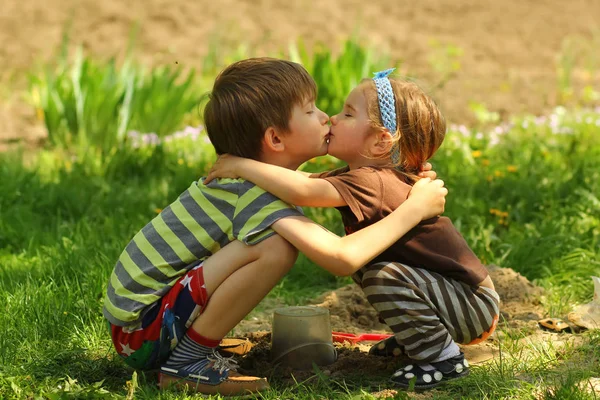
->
[[328, 86, 379, 168]]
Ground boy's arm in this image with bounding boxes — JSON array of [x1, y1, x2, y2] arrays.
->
[[271, 177, 447, 276], [205, 154, 346, 208]]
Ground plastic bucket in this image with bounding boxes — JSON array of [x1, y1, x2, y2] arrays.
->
[[271, 306, 337, 369]]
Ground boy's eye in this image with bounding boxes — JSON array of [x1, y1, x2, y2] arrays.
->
[[344, 114, 352, 117]]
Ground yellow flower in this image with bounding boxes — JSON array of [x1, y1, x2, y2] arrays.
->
[[498, 219, 505, 225], [482, 159, 490, 166], [489, 208, 499, 215], [486, 175, 493, 182], [36, 108, 45, 121], [501, 211, 509, 218], [155, 208, 163, 214], [472, 150, 482, 158], [494, 170, 505, 177], [177, 158, 184, 165], [507, 165, 518, 172]]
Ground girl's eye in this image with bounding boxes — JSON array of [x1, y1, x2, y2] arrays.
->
[[344, 114, 352, 117], [307, 111, 315, 115]]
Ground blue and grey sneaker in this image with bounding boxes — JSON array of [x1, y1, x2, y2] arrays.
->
[[159, 349, 269, 396]]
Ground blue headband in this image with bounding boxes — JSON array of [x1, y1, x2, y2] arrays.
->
[[373, 68, 400, 165]]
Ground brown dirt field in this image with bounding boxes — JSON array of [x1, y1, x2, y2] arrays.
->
[[1, 0, 600, 146]]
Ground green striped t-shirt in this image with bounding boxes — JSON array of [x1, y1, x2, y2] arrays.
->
[[103, 178, 302, 326]]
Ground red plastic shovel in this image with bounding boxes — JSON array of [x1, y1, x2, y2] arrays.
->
[[332, 331, 393, 344]]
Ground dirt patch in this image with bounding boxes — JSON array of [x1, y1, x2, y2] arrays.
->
[[310, 265, 544, 334], [487, 265, 545, 326], [230, 266, 552, 389], [237, 331, 403, 388]]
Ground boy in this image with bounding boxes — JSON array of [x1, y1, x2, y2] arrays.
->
[[103, 58, 447, 396]]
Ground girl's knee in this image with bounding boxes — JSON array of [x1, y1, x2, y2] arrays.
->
[[362, 262, 412, 283]]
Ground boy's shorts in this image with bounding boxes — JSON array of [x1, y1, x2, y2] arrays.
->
[[109, 261, 209, 370]]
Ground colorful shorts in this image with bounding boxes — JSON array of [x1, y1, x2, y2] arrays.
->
[[109, 262, 209, 370]]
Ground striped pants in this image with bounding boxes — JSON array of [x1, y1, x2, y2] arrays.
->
[[353, 262, 500, 363]]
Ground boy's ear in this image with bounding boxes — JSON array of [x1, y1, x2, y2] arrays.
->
[[262, 127, 285, 153], [371, 129, 395, 157]]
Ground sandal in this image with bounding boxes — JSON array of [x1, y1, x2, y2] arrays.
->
[[369, 336, 405, 357], [391, 352, 470, 390]]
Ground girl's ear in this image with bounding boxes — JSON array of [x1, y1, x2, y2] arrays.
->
[[262, 127, 285, 153], [371, 129, 395, 157]]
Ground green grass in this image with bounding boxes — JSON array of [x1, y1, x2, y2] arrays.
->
[[1, 105, 599, 399], [3, 35, 600, 398], [28, 45, 204, 152]]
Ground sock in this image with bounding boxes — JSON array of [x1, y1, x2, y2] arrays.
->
[[164, 329, 221, 372], [431, 340, 461, 363], [415, 341, 461, 372]]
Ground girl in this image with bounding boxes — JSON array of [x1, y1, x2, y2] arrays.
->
[[205, 69, 499, 390]]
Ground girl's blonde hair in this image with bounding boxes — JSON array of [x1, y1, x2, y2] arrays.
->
[[360, 79, 446, 183]]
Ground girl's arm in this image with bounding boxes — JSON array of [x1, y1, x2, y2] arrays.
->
[[205, 154, 346, 208], [271, 177, 447, 276]]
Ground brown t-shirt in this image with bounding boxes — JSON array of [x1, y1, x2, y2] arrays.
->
[[312, 166, 489, 286]]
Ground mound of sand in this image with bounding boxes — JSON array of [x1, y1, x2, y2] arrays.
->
[[231, 265, 547, 384], [312, 265, 544, 334]]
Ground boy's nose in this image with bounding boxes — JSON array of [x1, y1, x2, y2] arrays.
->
[[321, 111, 330, 125], [330, 115, 338, 125]]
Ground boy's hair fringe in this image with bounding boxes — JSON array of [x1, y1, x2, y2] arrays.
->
[[204, 58, 317, 160], [360, 79, 446, 183]]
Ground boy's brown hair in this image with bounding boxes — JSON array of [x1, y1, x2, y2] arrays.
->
[[204, 58, 317, 160], [360, 79, 446, 182]]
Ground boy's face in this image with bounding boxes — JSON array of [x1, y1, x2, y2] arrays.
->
[[280, 99, 331, 168]]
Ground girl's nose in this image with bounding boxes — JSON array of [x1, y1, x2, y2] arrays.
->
[[330, 114, 338, 125]]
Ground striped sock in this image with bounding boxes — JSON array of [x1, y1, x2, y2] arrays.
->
[[164, 330, 220, 373]]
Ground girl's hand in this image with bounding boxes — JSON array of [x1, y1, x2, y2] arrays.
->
[[407, 177, 448, 220], [205, 154, 244, 184], [418, 162, 437, 179]]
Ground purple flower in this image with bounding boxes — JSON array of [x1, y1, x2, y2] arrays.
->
[[184, 126, 204, 135], [142, 133, 161, 145], [489, 135, 500, 147]]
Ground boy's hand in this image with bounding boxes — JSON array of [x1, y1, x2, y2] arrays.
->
[[205, 154, 244, 184], [407, 178, 448, 219], [418, 162, 437, 179]]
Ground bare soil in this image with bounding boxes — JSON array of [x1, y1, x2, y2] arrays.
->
[[1, 0, 600, 147], [230, 266, 567, 391]]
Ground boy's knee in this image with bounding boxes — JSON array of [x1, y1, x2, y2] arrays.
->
[[257, 234, 298, 268]]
